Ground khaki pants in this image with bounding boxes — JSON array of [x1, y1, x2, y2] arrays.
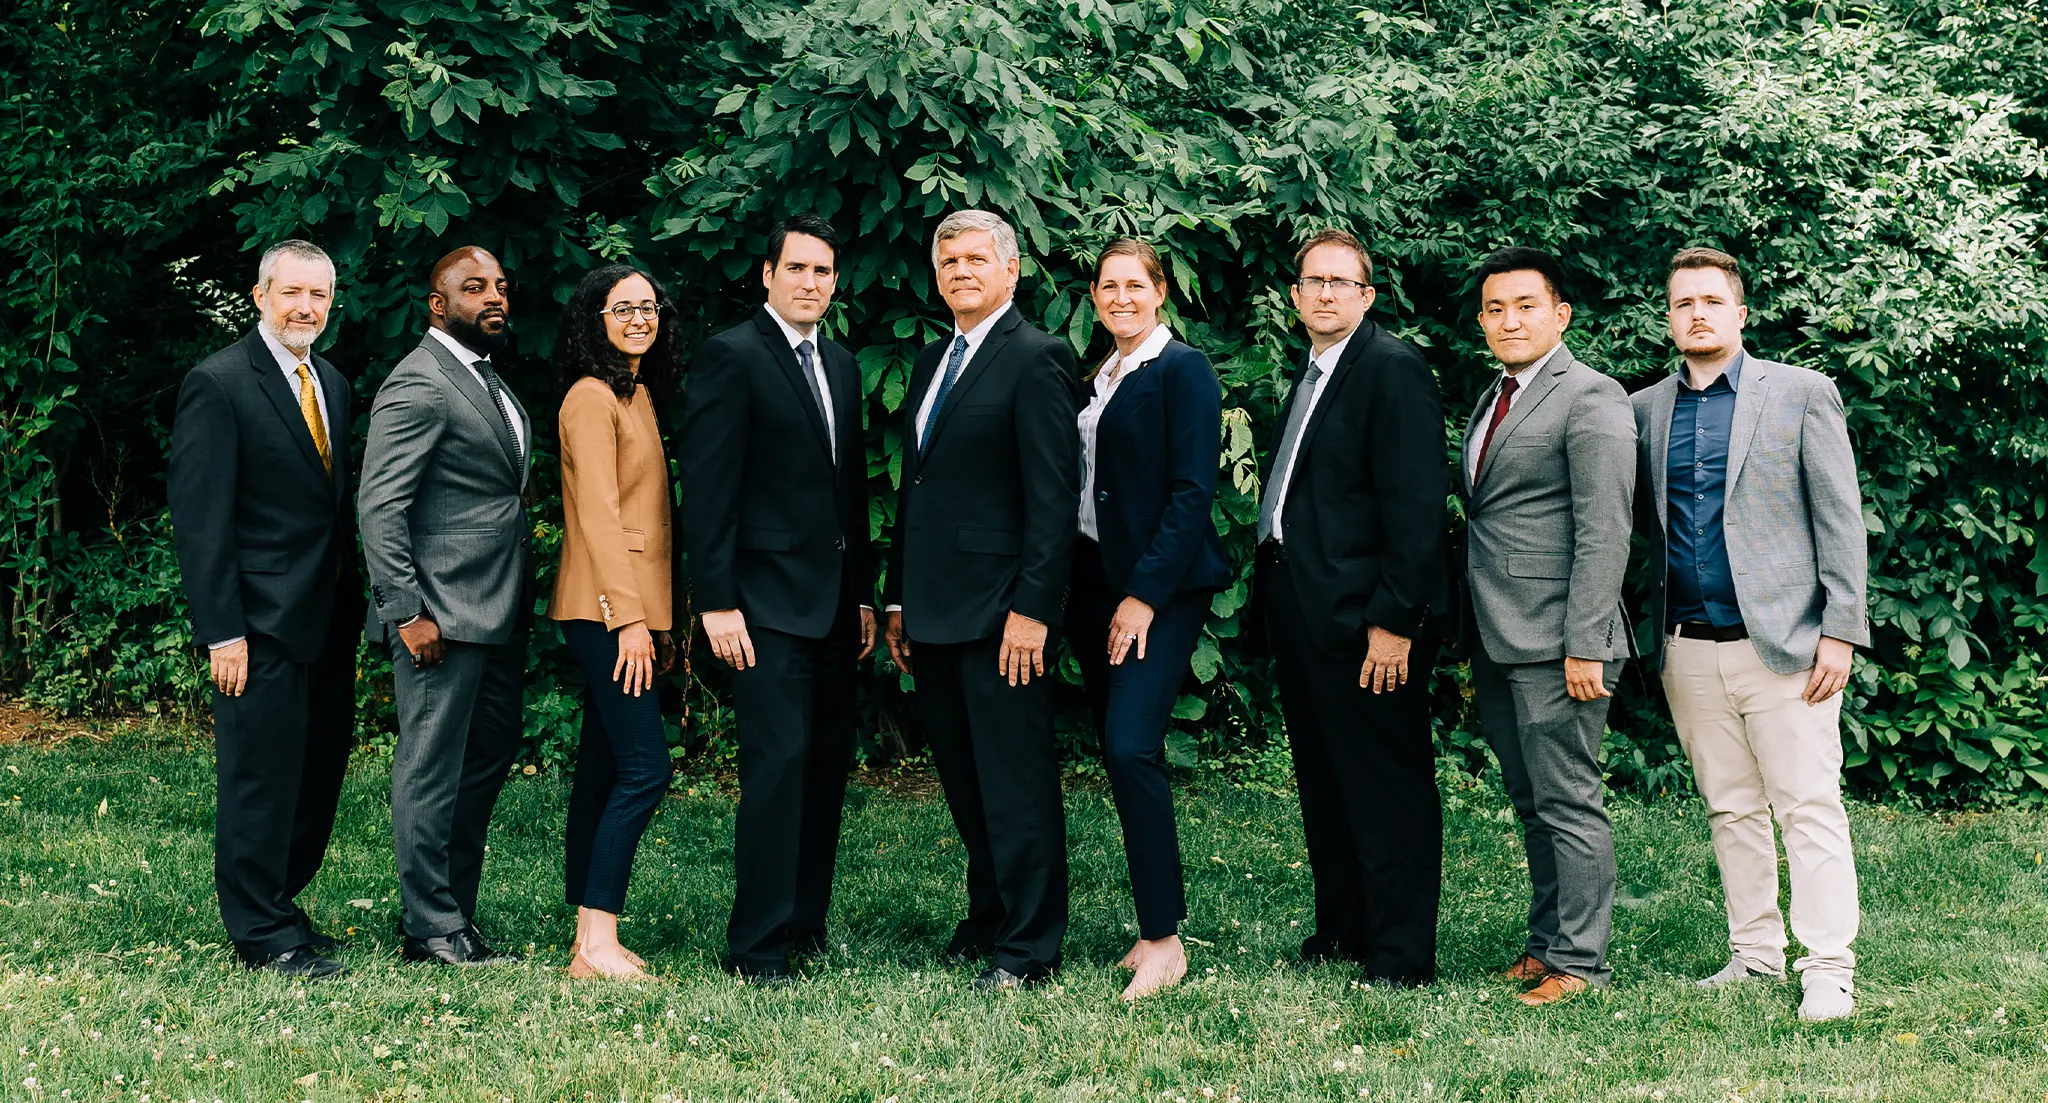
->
[[1662, 635, 1858, 983]]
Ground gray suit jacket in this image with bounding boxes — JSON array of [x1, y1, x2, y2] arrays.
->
[[1631, 354, 1870, 674], [358, 334, 533, 646], [1462, 344, 1637, 665]]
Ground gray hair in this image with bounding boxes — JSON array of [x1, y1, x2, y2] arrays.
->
[[256, 239, 336, 292], [930, 210, 1019, 269]]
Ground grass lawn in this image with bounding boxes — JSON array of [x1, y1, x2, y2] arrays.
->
[[2, 723, 2045, 1102]]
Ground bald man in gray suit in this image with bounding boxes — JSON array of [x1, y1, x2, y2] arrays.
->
[[359, 246, 533, 967]]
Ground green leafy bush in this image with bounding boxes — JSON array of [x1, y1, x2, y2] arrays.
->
[[4, 0, 2045, 804]]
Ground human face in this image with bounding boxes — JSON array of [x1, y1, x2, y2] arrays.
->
[[1667, 266, 1748, 360], [1290, 244, 1375, 348], [763, 232, 836, 329], [1091, 254, 1165, 349], [934, 230, 1019, 328], [600, 274, 659, 365], [431, 250, 511, 355], [252, 254, 334, 356], [1477, 269, 1571, 370]]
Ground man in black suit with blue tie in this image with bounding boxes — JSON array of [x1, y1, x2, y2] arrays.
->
[[169, 240, 362, 979], [883, 209, 1081, 990]]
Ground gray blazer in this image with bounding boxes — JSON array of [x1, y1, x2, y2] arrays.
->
[[358, 334, 533, 646], [1631, 354, 1870, 674], [1461, 344, 1637, 665]]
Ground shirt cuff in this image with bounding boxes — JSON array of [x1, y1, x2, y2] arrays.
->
[[397, 615, 421, 628], [207, 637, 246, 651], [884, 604, 902, 613]]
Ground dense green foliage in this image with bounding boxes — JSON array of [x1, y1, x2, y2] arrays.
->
[[5, 733, 2047, 1098], [3, 0, 2047, 802]]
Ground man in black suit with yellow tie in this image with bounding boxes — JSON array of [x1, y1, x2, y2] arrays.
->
[[169, 239, 363, 979], [681, 215, 877, 986], [883, 209, 1081, 990]]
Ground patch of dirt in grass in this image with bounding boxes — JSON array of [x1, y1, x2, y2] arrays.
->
[[0, 699, 97, 747]]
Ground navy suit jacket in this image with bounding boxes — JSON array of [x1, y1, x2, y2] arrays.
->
[[1088, 339, 1231, 608]]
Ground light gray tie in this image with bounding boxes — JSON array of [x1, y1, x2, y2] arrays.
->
[[1256, 356, 1326, 544], [797, 340, 833, 460]]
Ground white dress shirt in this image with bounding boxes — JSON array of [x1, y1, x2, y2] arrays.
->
[[764, 303, 837, 455], [1466, 342, 1563, 486], [427, 326, 528, 464], [212, 329, 337, 651], [1078, 324, 1173, 541], [1267, 328, 1356, 543], [913, 299, 1013, 445]]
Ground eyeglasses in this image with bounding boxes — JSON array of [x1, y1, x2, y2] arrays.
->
[[599, 302, 663, 322], [1295, 276, 1368, 296]]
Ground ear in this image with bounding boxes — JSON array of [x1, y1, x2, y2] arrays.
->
[[1557, 301, 1573, 328], [426, 290, 447, 320], [1360, 285, 1378, 313], [761, 259, 775, 290], [1736, 303, 1750, 327]]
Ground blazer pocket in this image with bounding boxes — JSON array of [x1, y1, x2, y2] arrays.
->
[[623, 528, 646, 552], [1506, 553, 1572, 580], [239, 548, 290, 574], [957, 526, 1022, 556], [738, 528, 795, 552]]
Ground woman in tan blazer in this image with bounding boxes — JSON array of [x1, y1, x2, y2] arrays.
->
[[549, 264, 679, 979]]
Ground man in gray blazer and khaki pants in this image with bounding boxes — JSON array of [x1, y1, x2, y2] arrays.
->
[[1461, 247, 1637, 1007], [359, 246, 533, 966], [1634, 247, 1868, 1022]]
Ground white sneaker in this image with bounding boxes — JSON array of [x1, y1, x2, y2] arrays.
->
[[1799, 977, 1855, 1021], [1696, 958, 1782, 989]]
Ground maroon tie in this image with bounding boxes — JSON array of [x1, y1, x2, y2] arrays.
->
[[1473, 374, 1520, 480]]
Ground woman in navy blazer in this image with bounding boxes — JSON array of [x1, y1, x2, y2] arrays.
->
[[1070, 239, 1231, 1000]]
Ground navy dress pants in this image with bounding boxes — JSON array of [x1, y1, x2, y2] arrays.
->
[[561, 618, 673, 915], [1069, 541, 1205, 940]]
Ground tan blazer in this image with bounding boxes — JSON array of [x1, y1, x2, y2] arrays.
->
[[549, 377, 673, 631]]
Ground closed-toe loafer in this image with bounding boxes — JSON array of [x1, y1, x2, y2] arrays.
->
[[1798, 977, 1855, 1022], [1515, 971, 1590, 1007], [249, 946, 347, 980], [1697, 958, 1782, 989], [942, 934, 994, 964], [972, 966, 1031, 992], [403, 928, 489, 966], [1502, 953, 1551, 983], [303, 928, 346, 955], [464, 923, 522, 963]]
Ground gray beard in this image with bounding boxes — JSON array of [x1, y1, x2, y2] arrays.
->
[[264, 316, 326, 357]]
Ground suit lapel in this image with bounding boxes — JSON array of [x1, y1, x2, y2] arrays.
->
[[831, 344, 861, 476], [1459, 378, 1496, 498], [753, 308, 834, 464], [420, 334, 521, 480], [1294, 321, 1374, 461], [923, 307, 1020, 456], [1472, 345, 1572, 488], [1644, 375, 1677, 534], [1725, 358, 1771, 490], [313, 353, 351, 504], [244, 331, 331, 480]]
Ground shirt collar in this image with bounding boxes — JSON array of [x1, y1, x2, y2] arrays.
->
[[1677, 348, 1744, 393], [763, 304, 815, 349], [256, 325, 311, 375], [952, 299, 1013, 346], [1501, 341, 1566, 384], [1096, 325, 1174, 390], [1310, 327, 1357, 374], [427, 325, 489, 366]]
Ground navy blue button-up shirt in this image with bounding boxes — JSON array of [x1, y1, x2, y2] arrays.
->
[[1666, 352, 1744, 626]]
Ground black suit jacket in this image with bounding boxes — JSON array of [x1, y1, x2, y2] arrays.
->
[[168, 329, 361, 664], [884, 306, 1080, 644], [1267, 319, 1452, 651], [1089, 339, 1231, 607], [680, 308, 873, 638]]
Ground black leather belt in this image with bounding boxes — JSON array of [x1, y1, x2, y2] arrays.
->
[[1672, 621, 1748, 642]]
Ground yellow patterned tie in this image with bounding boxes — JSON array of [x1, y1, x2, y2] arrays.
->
[[295, 364, 332, 476]]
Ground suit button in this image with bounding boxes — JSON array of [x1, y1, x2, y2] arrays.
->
[[1097, 491, 1109, 502], [834, 537, 846, 551], [913, 475, 924, 486]]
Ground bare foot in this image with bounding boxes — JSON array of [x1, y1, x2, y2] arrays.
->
[[569, 944, 650, 980], [1118, 941, 1144, 971], [1120, 937, 1186, 1002], [570, 935, 644, 969]]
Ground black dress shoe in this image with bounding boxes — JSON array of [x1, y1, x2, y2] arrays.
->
[[942, 933, 994, 964], [464, 923, 522, 963], [246, 946, 347, 980], [303, 929, 346, 954], [725, 958, 795, 989], [402, 928, 493, 966], [972, 966, 1046, 991], [1295, 935, 1363, 969], [791, 928, 830, 959]]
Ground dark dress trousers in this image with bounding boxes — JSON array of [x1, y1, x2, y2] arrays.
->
[[358, 333, 534, 940], [883, 305, 1080, 978], [167, 328, 362, 960], [1069, 338, 1229, 940], [1256, 319, 1452, 986], [680, 307, 874, 975]]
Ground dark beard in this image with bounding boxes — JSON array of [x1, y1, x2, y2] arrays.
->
[[444, 311, 510, 355]]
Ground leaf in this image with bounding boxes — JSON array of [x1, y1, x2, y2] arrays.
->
[[1164, 731, 1199, 769], [1190, 637, 1222, 682], [715, 89, 749, 115], [1146, 55, 1189, 90], [1952, 741, 1993, 773], [1169, 694, 1207, 721]]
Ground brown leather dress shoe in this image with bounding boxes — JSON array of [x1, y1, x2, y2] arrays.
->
[[1501, 953, 1550, 983], [1516, 972, 1589, 1006]]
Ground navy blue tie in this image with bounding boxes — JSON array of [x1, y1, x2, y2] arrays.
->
[[919, 335, 970, 457]]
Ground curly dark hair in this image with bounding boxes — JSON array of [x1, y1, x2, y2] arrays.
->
[[556, 264, 680, 400]]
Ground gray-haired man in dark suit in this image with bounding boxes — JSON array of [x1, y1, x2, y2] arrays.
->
[[1460, 246, 1636, 1007], [359, 246, 532, 967], [1633, 247, 1869, 1022]]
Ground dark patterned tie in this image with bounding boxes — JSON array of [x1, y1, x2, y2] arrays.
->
[[1256, 355, 1326, 544], [919, 335, 971, 458], [797, 339, 833, 459], [474, 359, 525, 475]]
